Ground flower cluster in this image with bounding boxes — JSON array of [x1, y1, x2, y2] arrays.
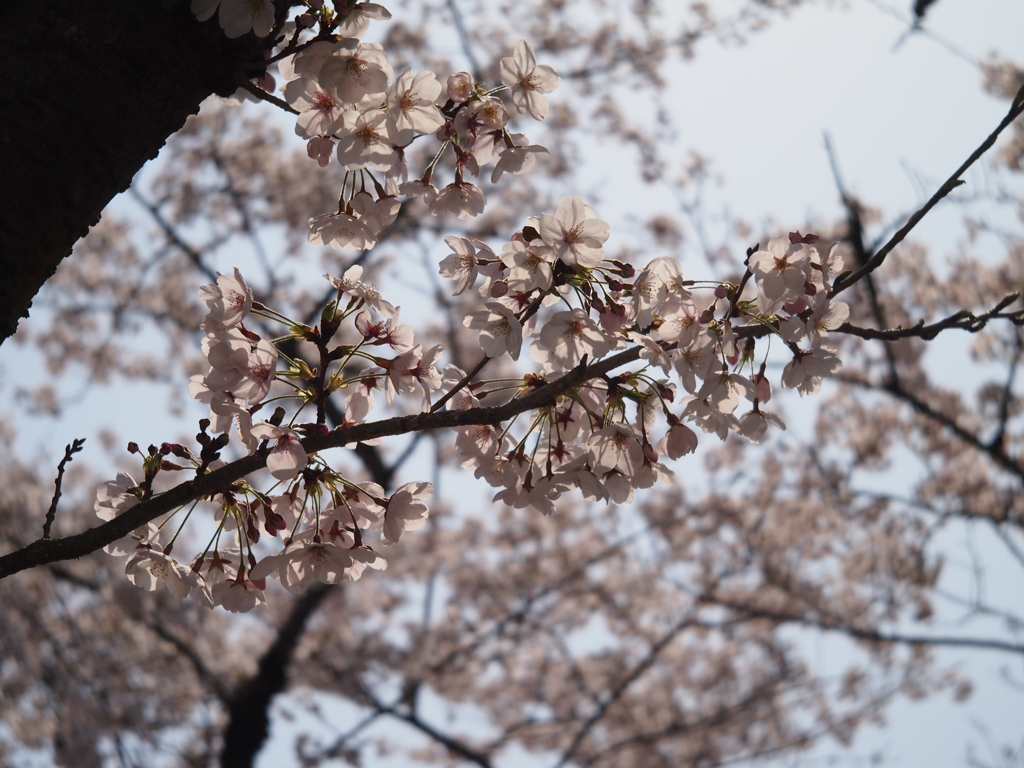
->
[[98, 16, 848, 611], [247, 2, 560, 248], [443, 199, 847, 512], [94, 265, 450, 612]]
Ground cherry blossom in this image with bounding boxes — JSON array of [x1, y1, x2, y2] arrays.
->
[[125, 547, 212, 605], [659, 420, 699, 459], [387, 68, 446, 134], [439, 236, 484, 295], [198, 268, 252, 330], [318, 40, 393, 105], [192, 0, 274, 39], [446, 71, 475, 102], [536, 308, 613, 368], [334, 1, 392, 38], [781, 347, 843, 396], [284, 77, 346, 139], [749, 236, 812, 313], [491, 143, 548, 183], [738, 407, 786, 443], [335, 109, 396, 170], [251, 423, 307, 479], [587, 424, 644, 476], [501, 238, 554, 293], [538, 195, 609, 267], [430, 179, 486, 219], [464, 302, 524, 360], [380, 481, 434, 544], [308, 210, 376, 251], [212, 576, 268, 613], [326, 265, 398, 319], [499, 39, 561, 120]]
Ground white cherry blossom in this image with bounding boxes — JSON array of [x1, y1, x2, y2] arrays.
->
[[319, 40, 393, 105], [464, 302, 524, 360], [381, 481, 434, 544], [192, 0, 274, 39], [251, 423, 307, 479], [538, 195, 609, 268], [499, 39, 561, 120], [387, 69, 445, 134], [198, 268, 252, 330], [285, 77, 346, 138], [335, 109, 396, 170]]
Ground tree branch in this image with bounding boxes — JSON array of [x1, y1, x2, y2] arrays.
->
[[219, 582, 333, 768], [0, 345, 645, 580], [831, 98, 1024, 298]]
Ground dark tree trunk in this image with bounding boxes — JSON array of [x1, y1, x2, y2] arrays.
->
[[0, 1, 275, 344]]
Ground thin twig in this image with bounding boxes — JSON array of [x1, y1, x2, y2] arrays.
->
[[42, 438, 86, 540], [235, 75, 299, 114], [831, 98, 1024, 298], [835, 295, 1023, 341]]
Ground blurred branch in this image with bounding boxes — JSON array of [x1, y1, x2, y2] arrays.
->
[[362, 687, 495, 768], [554, 609, 697, 768], [700, 594, 1024, 656], [129, 188, 220, 283], [219, 582, 334, 768]]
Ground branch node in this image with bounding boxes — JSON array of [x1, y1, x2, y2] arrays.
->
[[42, 438, 86, 540]]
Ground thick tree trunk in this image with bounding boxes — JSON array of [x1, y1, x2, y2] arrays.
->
[[0, 1, 274, 344]]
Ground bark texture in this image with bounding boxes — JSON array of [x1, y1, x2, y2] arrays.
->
[[0, 0, 276, 344]]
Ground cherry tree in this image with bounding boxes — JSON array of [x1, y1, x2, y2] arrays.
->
[[1, 1, 1023, 767]]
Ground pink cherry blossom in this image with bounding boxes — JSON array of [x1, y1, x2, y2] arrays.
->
[[335, 109, 396, 170], [738, 407, 786, 443], [537, 308, 613, 367], [447, 71, 475, 102], [212, 576, 267, 613], [430, 179, 486, 219], [491, 143, 548, 183], [308, 211, 375, 251], [334, 1, 391, 38], [587, 424, 644, 476], [659, 421, 699, 459], [125, 547, 212, 605], [749, 236, 812, 313], [439, 236, 484, 295], [781, 348, 843, 396]]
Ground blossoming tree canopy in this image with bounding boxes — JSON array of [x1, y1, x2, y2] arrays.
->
[[1, 1, 1020, 629], [78, 1, 857, 610]]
